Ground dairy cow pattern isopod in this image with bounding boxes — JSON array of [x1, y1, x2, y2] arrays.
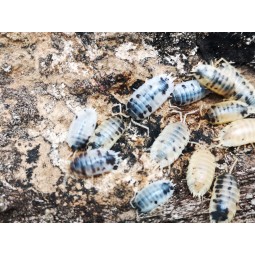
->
[[70, 149, 122, 177], [193, 59, 255, 105], [131, 180, 175, 213], [87, 116, 126, 150], [209, 173, 240, 223], [171, 80, 210, 106], [150, 120, 190, 169], [126, 74, 175, 120], [204, 100, 255, 124], [66, 108, 97, 151]]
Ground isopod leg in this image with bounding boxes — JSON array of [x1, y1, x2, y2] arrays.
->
[[229, 157, 238, 174], [169, 100, 182, 111], [131, 119, 150, 136], [183, 109, 199, 123]]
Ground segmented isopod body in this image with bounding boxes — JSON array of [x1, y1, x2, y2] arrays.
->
[[87, 116, 126, 150], [131, 180, 175, 213], [66, 108, 97, 151], [209, 173, 240, 223], [216, 118, 255, 147], [126, 74, 175, 120], [150, 122, 190, 168], [171, 80, 210, 106], [70, 149, 121, 176], [204, 100, 255, 124], [194, 61, 255, 105], [187, 149, 216, 198]]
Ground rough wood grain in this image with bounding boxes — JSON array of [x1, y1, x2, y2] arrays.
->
[[1, 32, 255, 222]]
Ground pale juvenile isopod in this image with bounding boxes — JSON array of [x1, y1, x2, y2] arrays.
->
[[150, 111, 196, 169], [130, 180, 175, 213], [66, 108, 97, 151], [170, 80, 210, 106], [126, 74, 175, 120], [70, 149, 121, 176], [187, 148, 216, 198], [87, 116, 126, 150], [215, 118, 255, 147], [203, 100, 255, 124], [193, 58, 255, 105], [209, 159, 240, 223]]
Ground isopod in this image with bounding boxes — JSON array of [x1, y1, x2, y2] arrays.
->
[[87, 116, 126, 150], [193, 59, 255, 105], [130, 180, 175, 213], [126, 74, 175, 120], [66, 108, 97, 151], [70, 149, 121, 176], [150, 111, 195, 169], [215, 118, 255, 147], [209, 159, 240, 223], [170, 80, 210, 106], [203, 100, 255, 124], [187, 148, 216, 198]]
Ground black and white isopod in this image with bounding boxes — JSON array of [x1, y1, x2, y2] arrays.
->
[[170, 80, 210, 106], [66, 108, 97, 151], [70, 149, 122, 177], [87, 116, 126, 150], [209, 159, 240, 223], [193, 58, 255, 105], [126, 74, 175, 120], [130, 180, 175, 213]]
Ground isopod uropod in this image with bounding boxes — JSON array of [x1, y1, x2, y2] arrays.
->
[[203, 100, 255, 124], [87, 116, 126, 150], [66, 108, 97, 151], [193, 59, 255, 105], [209, 160, 240, 223], [187, 148, 216, 198], [70, 149, 121, 176], [126, 74, 175, 120], [150, 111, 196, 169], [170, 80, 210, 106], [215, 118, 255, 147], [130, 180, 175, 213]]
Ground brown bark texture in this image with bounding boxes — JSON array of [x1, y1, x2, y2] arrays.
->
[[0, 32, 255, 222]]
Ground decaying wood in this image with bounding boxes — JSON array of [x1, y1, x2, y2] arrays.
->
[[1, 32, 255, 222]]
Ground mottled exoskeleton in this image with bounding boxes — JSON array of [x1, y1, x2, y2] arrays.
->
[[126, 74, 175, 120], [130, 180, 175, 213], [193, 59, 255, 105], [204, 100, 255, 124], [215, 118, 255, 147], [66, 108, 97, 151], [87, 116, 126, 150], [187, 148, 216, 198], [171, 80, 210, 106], [209, 170, 240, 223], [150, 114, 191, 168], [70, 149, 121, 176]]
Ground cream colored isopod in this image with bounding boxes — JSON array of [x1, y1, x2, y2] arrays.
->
[[187, 148, 216, 198], [215, 118, 255, 147]]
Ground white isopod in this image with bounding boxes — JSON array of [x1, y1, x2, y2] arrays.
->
[[87, 116, 126, 150], [126, 74, 175, 120], [150, 111, 196, 169], [66, 108, 97, 151], [70, 149, 121, 176], [130, 180, 175, 213], [215, 118, 255, 147], [187, 147, 216, 198]]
